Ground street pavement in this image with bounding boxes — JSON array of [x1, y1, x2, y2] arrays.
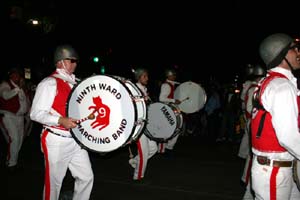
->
[[1, 123, 246, 200]]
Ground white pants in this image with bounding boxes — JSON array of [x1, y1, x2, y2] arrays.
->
[[41, 129, 94, 200], [158, 134, 179, 153], [238, 120, 251, 159], [132, 134, 157, 180], [0, 114, 25, 167], [251, 155, 300, 200]]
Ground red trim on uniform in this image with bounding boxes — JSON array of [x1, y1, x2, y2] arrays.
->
[[41, 130, 50, 200], [159, 143, 165, 153], [270, 167, 279, 200], [137, 140, 143, 180], [245, 155, 252, 184], [0, 81, 20, 113], [251, 72, 289, 152]]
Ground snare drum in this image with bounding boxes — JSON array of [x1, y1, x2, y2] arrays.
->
[[145, 102, 183, 142], [67, 75, 147, 153]]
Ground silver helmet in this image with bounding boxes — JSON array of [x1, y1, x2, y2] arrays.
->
[[253, 64, 266, 76], [245, 64, 254, 76], [134, 68, 148, 80], [54, 44, 79, 63], [165, 69, 176, 77], [259, 33, 293, 68]]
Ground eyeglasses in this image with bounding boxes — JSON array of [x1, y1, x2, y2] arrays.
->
[[289, 43, 300, 52], [65, 58, 78, 63]]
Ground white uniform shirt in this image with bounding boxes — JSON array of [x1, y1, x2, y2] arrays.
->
[[159, 79, 177, 103], [0, 79, 28, 116], [136, 82, 148, 98], [252, 67, 300, 161], [30, 69, 75, 128]]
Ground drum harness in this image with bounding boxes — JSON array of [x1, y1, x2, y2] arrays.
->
[[252, 72, 295, 168]]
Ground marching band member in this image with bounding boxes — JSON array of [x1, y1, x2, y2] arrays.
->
[[30, 44, 94, 200], [128, 67, 158, 181], [158, 69, 181, 157], [251, 33, 300, 199], [0, 67, 28, 172], [240, 64, 266, 200]]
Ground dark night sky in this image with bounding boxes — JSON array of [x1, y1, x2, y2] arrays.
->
[[3, 0, 300, 84]]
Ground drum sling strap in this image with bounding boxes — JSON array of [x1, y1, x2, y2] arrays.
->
[[253, 72, 288, 139]]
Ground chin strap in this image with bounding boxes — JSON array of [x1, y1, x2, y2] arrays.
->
[[284, 57, 294, 71]]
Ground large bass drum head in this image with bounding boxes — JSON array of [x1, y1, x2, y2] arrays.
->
[[67, 75, 137, 153], [174, 81, 206, 113]]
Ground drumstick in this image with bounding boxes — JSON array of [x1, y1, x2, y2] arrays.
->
[[181, 97, 190, 102], [128, 146, 134, 158], [76, 113, 95, 124]]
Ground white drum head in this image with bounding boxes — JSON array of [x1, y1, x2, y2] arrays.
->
[[67, 75, 138, 153], [174, 81, 207, 113], [145, 102, 180, 142]]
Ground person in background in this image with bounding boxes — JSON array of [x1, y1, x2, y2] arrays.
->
[[239, 64, 266, 200], [251, 33, 300, 199], [0, 67, 28, 172], [128, 67, 158, 181], [30, 44, 94, 200], [158, 69, 181, 157], [203, 81, 221, 140]]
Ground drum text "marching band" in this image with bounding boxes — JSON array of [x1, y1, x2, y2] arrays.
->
[[76, 119, 128, 144]]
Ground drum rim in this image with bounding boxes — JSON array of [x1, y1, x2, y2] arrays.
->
[[66, 74, 142, 153], [174, 81, 207, 113], [144, 102, 183, 142]]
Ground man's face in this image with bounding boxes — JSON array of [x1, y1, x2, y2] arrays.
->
[[59, 58, 78, 74], [10, 72, 21, 85], [286, 42, 300, 70], [139, 72, 149, 86]]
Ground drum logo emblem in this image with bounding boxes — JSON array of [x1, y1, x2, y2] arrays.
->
[[88, 96, 110, 131]]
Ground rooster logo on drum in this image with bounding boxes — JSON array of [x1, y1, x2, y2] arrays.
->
[[88, 96, 110, 131]]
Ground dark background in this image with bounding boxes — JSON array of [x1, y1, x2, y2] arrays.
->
[[2, 0, 300, 85]]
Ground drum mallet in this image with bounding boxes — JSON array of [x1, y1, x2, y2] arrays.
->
[[76, 113, 95, 124], [181, 97, 190, 103], [128, 146, 134, 158]]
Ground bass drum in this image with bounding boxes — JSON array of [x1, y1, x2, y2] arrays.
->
[[67, 75, 147, 153], [174, 81, 207, 114], [145, 102, 183, 142]]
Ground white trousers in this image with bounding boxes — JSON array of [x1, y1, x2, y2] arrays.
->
[[41, 130, 94, 200], [132, 134, 157, 180], [238, 120, 251, 159], [251, 155, 300, 200], [158, 134, 180, 153], [0, 114, 25, 167]]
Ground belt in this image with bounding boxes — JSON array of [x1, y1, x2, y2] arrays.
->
[[256, 156, 294, 167], [44, 128, 73, 138]]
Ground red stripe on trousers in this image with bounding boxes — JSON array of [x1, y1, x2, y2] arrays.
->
[[270, 167, 279, 200], [41, 130, 50, 200], [137, 140, 144, 180]]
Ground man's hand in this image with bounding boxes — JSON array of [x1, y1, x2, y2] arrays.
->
[[58, 117, 77, 129]]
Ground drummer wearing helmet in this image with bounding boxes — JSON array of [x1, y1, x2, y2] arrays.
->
[[250, 33, 300, 199], [128, 67, 158, 181], [238, 64, 266, 199], [30, 44, 94, 200], [158, 68, 181, 156]]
